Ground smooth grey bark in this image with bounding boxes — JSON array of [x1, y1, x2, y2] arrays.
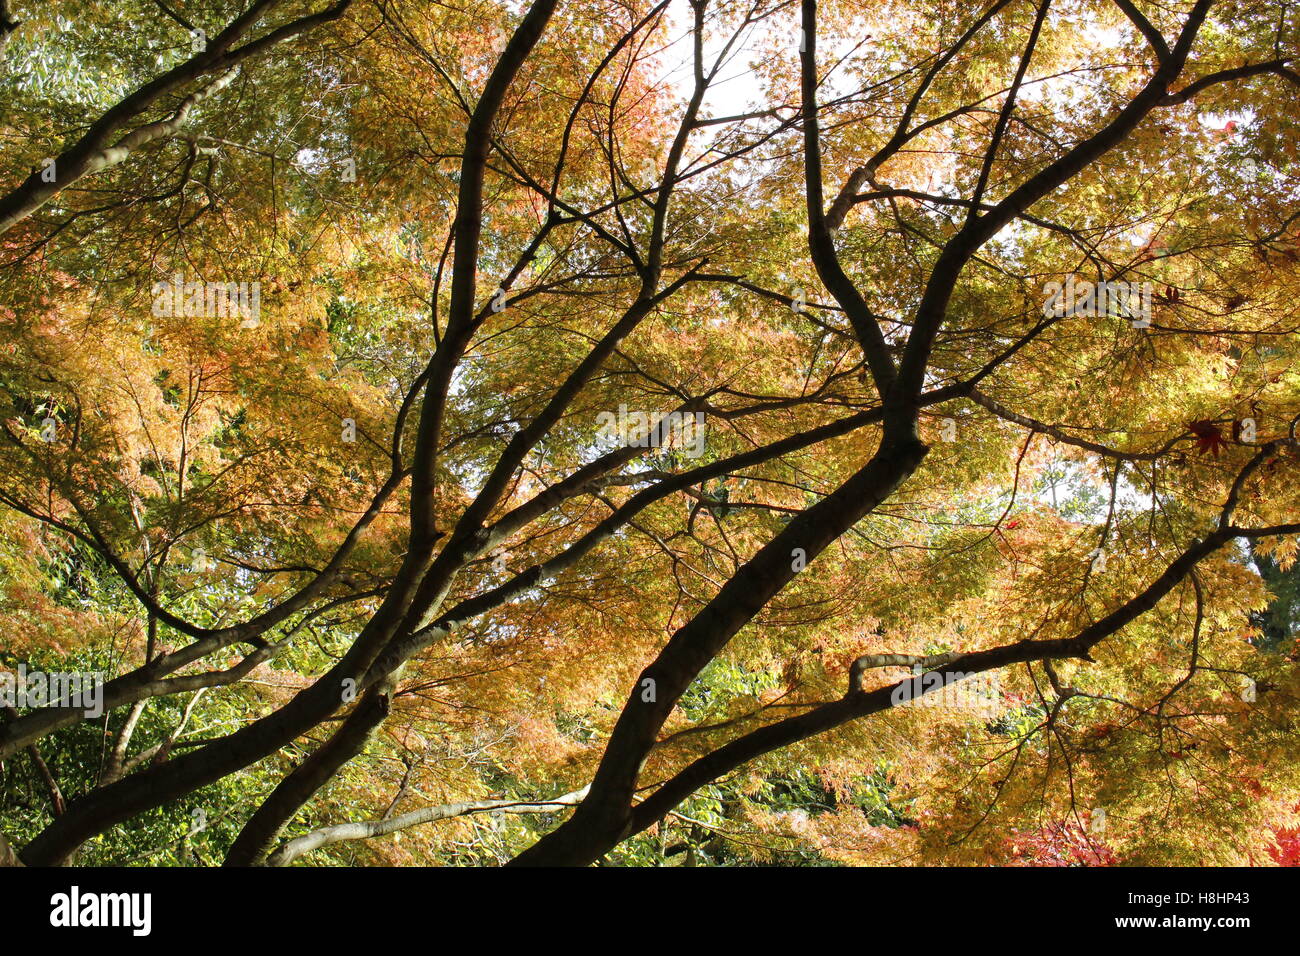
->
[[266, 787, 589, 866]]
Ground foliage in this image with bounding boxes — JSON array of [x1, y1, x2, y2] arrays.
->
[[1, 0, 1299, 867]]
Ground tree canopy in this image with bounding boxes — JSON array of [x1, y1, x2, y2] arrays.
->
[[1, 0, 1299, 867]]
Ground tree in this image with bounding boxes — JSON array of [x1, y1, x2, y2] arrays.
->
[[2, 0, 1299, 867]]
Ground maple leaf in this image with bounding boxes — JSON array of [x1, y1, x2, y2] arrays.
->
[[1188, 420, 1228, 457]]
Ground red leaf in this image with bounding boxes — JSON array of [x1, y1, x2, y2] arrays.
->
[[1189, 420, 1227, 457]]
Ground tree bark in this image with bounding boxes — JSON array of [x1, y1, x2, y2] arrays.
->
[[224, 681, 395, 866]]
